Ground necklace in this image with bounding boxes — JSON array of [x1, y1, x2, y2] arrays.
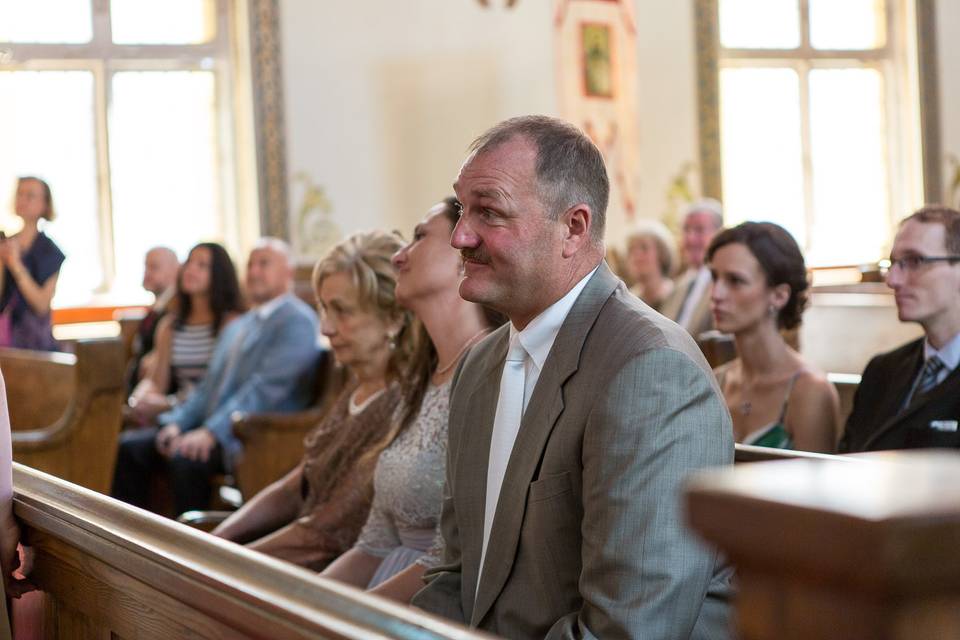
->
[[739, 400, 752, 416], [434, 328, 491, 377]]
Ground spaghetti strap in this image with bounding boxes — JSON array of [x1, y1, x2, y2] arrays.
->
[[776, 371, 803, 425]]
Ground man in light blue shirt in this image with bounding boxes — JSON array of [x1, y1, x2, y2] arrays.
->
[[112, 238, 320, 514]]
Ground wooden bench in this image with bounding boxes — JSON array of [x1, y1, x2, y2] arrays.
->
[[687, 450, 960, 639], [1, 339, 125, 494], [13, 463, 492, 639], [229, 348, 345, 500]]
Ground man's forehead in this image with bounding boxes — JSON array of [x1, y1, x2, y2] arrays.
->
[[684, 211, 717, 229], [894, 220, 947, 253]]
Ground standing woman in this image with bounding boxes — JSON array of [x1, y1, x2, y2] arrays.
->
[[708, 221, 839, 452], [321, 197, 504, 602], [127, 243, 245, 425], [0, 177, 65, 351]]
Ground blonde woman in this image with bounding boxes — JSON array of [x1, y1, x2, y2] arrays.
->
[[213, 231, 413, 569], [624, 220, 676, 311]]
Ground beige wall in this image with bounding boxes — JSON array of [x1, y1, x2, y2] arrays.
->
[[280, 1, 958, 256], [280, 0, 556, 257]]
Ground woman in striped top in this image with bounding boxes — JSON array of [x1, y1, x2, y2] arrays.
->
[[127, 243, 245, 425]]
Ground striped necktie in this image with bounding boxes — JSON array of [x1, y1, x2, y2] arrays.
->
[[916, 355, 946, 397], [902, 355, 946, 411]]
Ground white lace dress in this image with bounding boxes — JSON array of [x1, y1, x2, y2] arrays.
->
[[355, 380, 450, 587]]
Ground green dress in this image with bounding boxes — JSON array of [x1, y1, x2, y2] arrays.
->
[[716, 366, 800, 450]]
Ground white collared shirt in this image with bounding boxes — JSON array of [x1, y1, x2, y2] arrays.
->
[[510, 265, 600, 412], [923, 331, 960, 387], [477, 265, 599, 591], [676, 265, 711, 330], [255, 292, 290, 321]]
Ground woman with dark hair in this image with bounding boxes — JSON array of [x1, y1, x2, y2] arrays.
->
[[707, 221, 838, 451], [321, 197, 505, 602], [127, 242, 245, 425], [0, 177, 65, 351], [211, 230, 412, 570]]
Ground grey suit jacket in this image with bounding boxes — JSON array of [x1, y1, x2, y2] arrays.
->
[[412, 263, 734, 639], [659, 267, 714, 340]]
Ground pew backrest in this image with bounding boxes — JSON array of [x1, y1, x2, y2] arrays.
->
[[14, 463, 493, 639], [2, 339, 125, 494]]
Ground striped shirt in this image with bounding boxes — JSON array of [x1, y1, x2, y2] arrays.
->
[[170, 323, 216, 394]]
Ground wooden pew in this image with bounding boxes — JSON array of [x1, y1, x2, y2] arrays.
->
[[687, 450, 960, 639], [230, 349, 346, 500], [1, 339, 125, 494], [13, 463, 492, 639]]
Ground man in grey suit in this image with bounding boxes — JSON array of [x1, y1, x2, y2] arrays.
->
[[112, 238, 320, 515], [411, 116, 734, 638]]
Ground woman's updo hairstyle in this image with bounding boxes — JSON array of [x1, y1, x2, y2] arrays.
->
[[312, 230, 417, 383], [706, 221, 809, 330]]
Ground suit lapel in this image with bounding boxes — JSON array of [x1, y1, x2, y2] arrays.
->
[[470, 263, 621, 626], [863, 341, 925, 449], [455, 329, 508, 620]]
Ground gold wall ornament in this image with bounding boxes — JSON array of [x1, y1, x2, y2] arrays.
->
[[293, 173, 342, 260], [662, 162, 697, 234], [475, 0, 520, 8]]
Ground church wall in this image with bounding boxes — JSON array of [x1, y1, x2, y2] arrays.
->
[[279, 1, 959, 258]]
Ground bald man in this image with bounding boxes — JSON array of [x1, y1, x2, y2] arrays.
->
[[128, 247, 180, 393], [113, 239, 321, 515]]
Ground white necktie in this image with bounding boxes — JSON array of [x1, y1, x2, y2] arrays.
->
[[477, 334, 527, 589]]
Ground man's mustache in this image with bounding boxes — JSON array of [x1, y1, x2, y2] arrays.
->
[[460, 248, 491, 265]]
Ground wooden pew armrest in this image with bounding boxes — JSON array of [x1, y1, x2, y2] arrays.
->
[[231, 408, 325, 441]]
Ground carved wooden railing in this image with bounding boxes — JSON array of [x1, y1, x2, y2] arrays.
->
[[14, 463, 493, 639], [2, 339, 125, 494]]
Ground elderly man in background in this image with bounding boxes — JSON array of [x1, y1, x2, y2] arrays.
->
[[127, 246, 180, 394], [660, 199, 723, 338], [412, 116, 733, 639], [112, 238, 320, 515]]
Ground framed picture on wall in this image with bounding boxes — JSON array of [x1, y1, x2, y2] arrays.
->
[[581, 22, 614, 98]]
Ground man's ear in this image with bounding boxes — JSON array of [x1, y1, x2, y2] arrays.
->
[[560, 204, 592, 258]]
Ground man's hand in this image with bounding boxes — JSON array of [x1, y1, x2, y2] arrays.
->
[[175, 428, 217, 463], [155, 423, 182, 457]]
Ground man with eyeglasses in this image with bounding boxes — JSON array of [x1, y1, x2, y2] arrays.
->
[[839, 205, 960, 452]]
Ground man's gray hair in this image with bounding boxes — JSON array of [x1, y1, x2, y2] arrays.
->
[[254, 236, 294, 268], [469, 115, 610, 243], [683, 198, 724, 230]]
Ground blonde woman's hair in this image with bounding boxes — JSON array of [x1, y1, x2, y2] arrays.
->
[[312, 229, 420, 388], [624, 219, 677, 277]]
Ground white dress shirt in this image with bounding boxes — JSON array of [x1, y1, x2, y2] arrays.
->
[[477, 265, 599, 586], [676, 265, 711, 330]]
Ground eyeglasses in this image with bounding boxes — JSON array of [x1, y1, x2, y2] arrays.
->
[[878, 255, 960, 275]]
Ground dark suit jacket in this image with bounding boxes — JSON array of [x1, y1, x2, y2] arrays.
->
[[839, 338, 960, 452], [412, 263, 734, 640]]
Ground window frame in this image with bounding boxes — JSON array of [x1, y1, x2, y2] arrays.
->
[[0, 0, 288, 299], [695, 0, 941, 265]]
